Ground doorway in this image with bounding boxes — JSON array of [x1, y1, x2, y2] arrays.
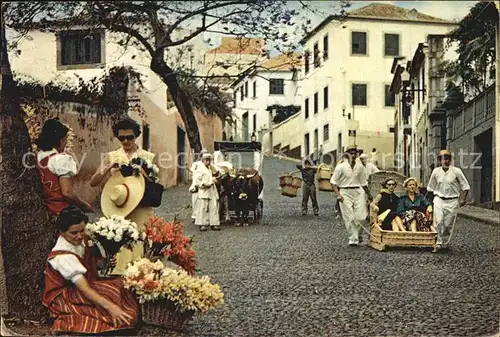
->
[[475, 128, 493, 204], [177, 126, 186, 184]]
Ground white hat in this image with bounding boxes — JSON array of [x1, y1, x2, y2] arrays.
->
[[200, 148, 208, 154], [101, 171, 145, 217], [359, 153, 368, 159], [202, 153, 212, 159]]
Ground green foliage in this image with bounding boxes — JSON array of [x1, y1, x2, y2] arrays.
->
[[445, 1, 498, 96]]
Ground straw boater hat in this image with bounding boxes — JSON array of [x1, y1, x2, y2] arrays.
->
[[438, 149, 452, 157], [101, 171, 146, 217]]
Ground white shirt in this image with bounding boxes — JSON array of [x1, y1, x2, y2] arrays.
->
[[331, 160, 365, 188], [427, 166, 470, 198], [37, 149, 77, 178], [366, 162, 380, 176], [195, 164, 219, 200], [48, 236, 87, 283]]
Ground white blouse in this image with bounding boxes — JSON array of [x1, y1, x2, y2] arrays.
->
[[37, 149, 78, 178], [48, 236, 87, 283]]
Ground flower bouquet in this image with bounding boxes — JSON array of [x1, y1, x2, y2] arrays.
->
[[120, 157, 164, 207], [144, 216, 197, 275], [85, 215, 143, 276], [123, 258, 224, 330]]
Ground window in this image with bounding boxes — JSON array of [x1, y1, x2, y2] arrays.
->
[[142, 124, 150, 151], [59, 30, 103, 68], [305, 98, 309, 119], [314, 129, 319, 152], [304, 133, 310, 156], [384, 33, 400, 56], [351, 32, 367, 55], [253, 114, 257, 131], [323, 124, 329, 141], [233, 91, 237, 108], [323, 34, 329, 60], [385, 84, 395, 107], [245, 81, 249, 97], [252, 81, 257, 98], [269, 79, 284, 95], [323, 86, 329, 110], [240, 86, 244, 100], [313, 42, 320, 68], [304, 50, 310, 74], [352, 83, 367, 106], [314, 92, 319, 114]]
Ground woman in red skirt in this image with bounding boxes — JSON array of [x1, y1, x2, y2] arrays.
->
[[43, 205, 139, 334]]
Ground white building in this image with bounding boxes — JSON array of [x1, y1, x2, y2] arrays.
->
[[299, 3, 456, 166], [229, 53, 302, 153]]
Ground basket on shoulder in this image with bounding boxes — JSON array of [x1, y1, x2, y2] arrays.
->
[[316, 163, 334, 192], [279, 172, 302, 197]]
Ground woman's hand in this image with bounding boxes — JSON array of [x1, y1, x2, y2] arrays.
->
[[372, 205, 379, 213], [107, 303, 133, 327]]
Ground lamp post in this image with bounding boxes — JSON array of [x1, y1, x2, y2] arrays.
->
[[251, 131, 256, 142]]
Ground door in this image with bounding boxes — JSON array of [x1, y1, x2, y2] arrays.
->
[[242, 112, 249, 141], [177, 126, 186, 184], [476, 128, 493, 204], [304, 133, 310, 158]]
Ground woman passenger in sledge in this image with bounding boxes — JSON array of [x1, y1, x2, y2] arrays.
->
[[370, 178, 405, 231]]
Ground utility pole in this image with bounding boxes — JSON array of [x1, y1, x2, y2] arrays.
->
[[495, 0, 500, 205]]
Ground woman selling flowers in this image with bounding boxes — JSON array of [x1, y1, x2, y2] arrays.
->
[[43, 205, 139, 334], [398, 177, 433, 232], [90, 117, 159, 275]]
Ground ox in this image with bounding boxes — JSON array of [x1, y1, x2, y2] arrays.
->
[[230, 168, 264, 226]]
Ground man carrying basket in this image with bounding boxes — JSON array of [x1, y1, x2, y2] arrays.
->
[[296, 159, 319, 216]]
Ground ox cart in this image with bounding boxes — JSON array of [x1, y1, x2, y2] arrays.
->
[[366, 171, 437, 252], [213, 141, 264, 226]]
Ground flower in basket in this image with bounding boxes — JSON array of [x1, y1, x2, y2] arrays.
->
[[123, 259, 224, 314], [85, 215, 144, 276], [144, 216, 197, 275], [120, 156, 160, 183]]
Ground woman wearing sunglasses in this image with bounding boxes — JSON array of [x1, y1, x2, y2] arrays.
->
[[370, 178, 406, 231], [89, 117, 157, 274]]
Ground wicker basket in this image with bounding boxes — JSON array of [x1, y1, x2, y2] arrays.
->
[[142, 300, 195, 331], [291, 176, 302, 188], [281, 185, 298, 197], [279, 175, 293, 187], [317, 166, 332, 180], [318, 180, 334, 192], [368, 224, 437, 251]]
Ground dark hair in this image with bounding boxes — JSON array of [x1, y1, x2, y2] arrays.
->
[[112, 117, 141, 138], [372, 148, 377, 152], [304, 159, 313, 166], [381, 178, 397, 188], [55, 205, 89, 233], [35, 118, 69, 151]]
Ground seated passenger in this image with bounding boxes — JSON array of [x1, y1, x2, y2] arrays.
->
[[370, 178, 405, 231], [43, 205, 139, 334], [398, 178, 433, 232]]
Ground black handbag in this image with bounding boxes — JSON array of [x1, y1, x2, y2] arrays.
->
[[140, 179, 164, 207]]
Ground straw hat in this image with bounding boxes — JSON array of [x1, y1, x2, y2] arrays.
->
[[202, 153, 213, 160], [438, 149, 451, 157], [101, 171, 146, 217]]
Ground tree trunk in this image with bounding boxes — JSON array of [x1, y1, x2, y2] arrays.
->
[[150, 56, 202, 154], [1, 5, 54, 320]]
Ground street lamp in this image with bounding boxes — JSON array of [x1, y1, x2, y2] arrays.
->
[[251, 131, 256, 142], [342, 103, 351, 119]]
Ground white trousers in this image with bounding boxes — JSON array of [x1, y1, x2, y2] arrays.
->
[[433, 197, 459, 245], [195, 198, 220, 227], [338, 188, 367, 244], [191, 192, 199, 219]]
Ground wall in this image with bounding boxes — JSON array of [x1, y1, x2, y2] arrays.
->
[[271, 113, 302, 158], [23, 100, 117, 206], [300, 17, 456, 158]]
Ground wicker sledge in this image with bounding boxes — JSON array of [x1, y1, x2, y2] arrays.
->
[[366, 171, 437, 252]]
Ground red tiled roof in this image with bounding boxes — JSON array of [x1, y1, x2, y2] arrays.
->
[[348, 3, 450, 23], [207, 37, 266, 55]]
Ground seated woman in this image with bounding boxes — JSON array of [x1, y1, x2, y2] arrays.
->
[[35, 118, 93, 216], [398, 178, 433, 232], [370, 178, 405, 231], [43, 205, 139, 334]]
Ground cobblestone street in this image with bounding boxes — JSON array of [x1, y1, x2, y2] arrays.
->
[[140, 155, 500, 337]]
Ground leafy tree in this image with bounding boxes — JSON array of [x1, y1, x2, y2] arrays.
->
[[5, 0, 348, 153], [444, 1, 498, 97]]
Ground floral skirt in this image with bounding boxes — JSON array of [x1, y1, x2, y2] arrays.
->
[[401, 209, 431, 231]]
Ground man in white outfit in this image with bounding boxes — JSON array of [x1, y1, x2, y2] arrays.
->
[[194, 153, 221, 231], [331, 145, 372, 246], [427, 149, 470, 252], [189, 149, 208, 223]]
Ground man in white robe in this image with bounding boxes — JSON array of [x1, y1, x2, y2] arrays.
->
[[194, 153, 221, 231], [427, 149, 470, 251], [189, 149, 207, 223], [331, 145, 372, 246]]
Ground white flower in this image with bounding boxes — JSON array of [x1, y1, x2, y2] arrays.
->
[[131, 232, 139, 240], [106, 232, 114, 240], [114, 234, 123, 242], [99, 229, 109, 236], [152, 164, 160, 174], [115, 215, 125, 222]]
